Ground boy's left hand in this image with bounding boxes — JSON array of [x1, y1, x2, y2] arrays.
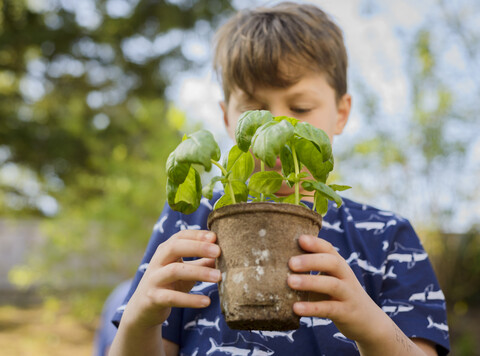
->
[[287, 234, 389, 345]]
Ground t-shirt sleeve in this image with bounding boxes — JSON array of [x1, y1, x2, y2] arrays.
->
[[380, 220, 450, 355]]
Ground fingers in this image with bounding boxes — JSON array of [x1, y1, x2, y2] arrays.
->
[[292, 299, 343, 319], [186, 257, 216, 268], [147, 289, 212, 309], [152, 230, 220, 266], [152, 262, 221, 287], [297, 234, 339, 255], [288, 273, 346, 300], [290, 235, 349, 279]]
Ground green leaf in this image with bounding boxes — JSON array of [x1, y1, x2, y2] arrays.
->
[[281, 193, 297, 204], [295, 138, 333, 182], [166, 166, 202, 214], [214, 193, 233, 210], [294, 122, 332, 162], [280, 145, 295, 177], [329, 184, 352, 192], [235, 110, 273, 152], [248, 171, 284, 195], [166, 150, 191, 184], [213, 180, 248, 209], [274, 115, 299, 126], [175, 130, 221, 171], [252, 120, 295, 168], [227, 145, 255, 182], [314, 192, 329, 216], [202, 176, 223, 200], [302, 180, 343, 207], [230, 180, 249, 202]]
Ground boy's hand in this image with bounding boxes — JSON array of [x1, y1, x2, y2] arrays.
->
[[287, 235, 391, 345], [121, 230, 221, 331]]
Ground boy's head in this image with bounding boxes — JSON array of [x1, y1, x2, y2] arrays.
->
[[213, 1, 348, 104]]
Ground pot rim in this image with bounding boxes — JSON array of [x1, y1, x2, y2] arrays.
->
[[207, 201, 322, 230]]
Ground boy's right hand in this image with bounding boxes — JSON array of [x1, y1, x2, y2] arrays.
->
[[120, 230, 221, 332]]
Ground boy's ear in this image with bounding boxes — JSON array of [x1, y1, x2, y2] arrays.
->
[[334, 93, 352, 135], [219, 100, 229, 128]]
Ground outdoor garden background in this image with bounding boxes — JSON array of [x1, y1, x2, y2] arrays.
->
[[0, 0, 479, 355]]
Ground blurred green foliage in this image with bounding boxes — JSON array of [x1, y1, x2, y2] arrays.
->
[[1, 0, 233, 310]]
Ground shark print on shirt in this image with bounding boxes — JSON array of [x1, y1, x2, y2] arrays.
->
[[112, 195, 450, 355]]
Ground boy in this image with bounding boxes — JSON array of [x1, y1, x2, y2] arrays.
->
[[110, 2, 450, 355]]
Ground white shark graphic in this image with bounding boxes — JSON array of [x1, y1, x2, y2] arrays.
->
[[381, 299, 414, 316], [251, 330, 296, 343], [386, 242, 428, 269], [153, 214, 168, 233], [333, 332, 358, 350], [342, 206, 354, 221], [201, 197, 214, 211], [190, 282, 217, 297], [206, 333, 274, 356], [191, 282, 216, 293], [345, 252, 385, 275], [322, 220, 344, 233], [300, 317, 333, 328], [427, 315, 449, 338], [377, 210, 406, 221], [175, 219, 201, 231], [383, 266, 397, 280], [355, 219, 397, 235], [409, 284, 445, 303], [138, 262, 149, 273], [382, 241, 389, 251], [185, 316, 221, 335]]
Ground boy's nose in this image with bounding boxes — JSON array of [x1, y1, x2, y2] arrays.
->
[[268, 107, 284, 117]]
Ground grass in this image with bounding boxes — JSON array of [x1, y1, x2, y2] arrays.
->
[[0, 302, 97, 356]]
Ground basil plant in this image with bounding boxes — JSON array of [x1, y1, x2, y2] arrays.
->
[[166, 110, 350, 215]]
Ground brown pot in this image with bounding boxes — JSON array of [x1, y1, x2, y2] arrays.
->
[[207, 202, 322, 331]]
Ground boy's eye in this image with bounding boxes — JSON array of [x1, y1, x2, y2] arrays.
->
[[291, 107, 311, 114]]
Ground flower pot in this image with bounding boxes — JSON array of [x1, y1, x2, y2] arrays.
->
[[207, 202, 322, 331]]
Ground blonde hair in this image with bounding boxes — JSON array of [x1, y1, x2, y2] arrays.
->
[[214, 2, 348, 103]]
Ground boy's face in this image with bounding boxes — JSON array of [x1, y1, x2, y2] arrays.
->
[[220, 72, 351, 198]]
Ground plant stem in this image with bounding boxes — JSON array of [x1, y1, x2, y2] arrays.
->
[[211, 159, 227, 175], [260, 160, 265, 202], [211, 159, 236, 204], [291, 145, 300, 205]]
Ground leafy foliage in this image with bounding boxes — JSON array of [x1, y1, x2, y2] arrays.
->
[[166, 110, 350, 216], [2, 0, 234, 294]]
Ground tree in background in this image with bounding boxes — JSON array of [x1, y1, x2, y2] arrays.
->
[[1, 0, 233, 319], [338, 0, 480, 233]]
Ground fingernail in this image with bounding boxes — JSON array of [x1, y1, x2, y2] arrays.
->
[[207, 244, 219, 257], [289, 274, 301, 287], [200, 296, 210, 307], [290, 256, 301, 269], [205, 232, 215, 240], [294, 302, 306, 313], [209, 269, 221, 280]]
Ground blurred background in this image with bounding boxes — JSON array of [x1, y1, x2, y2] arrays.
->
[[0, 0, 478, 355]]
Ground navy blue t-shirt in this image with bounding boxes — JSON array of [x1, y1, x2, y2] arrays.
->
[[113, 193, 450, 355]]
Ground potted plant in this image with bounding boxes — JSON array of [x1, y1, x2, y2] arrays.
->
[[166, 110, 349, 331]]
